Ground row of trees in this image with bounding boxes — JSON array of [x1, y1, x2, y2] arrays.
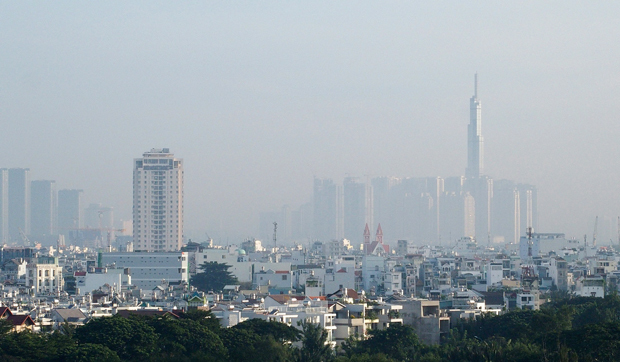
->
[[0, 310, 336, 362], [3, 295, 620, 361]]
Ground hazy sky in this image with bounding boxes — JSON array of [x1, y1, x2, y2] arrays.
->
[[2, 2, 619, 242]]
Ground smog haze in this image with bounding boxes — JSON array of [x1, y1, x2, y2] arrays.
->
[[2, 2, 619, 243]]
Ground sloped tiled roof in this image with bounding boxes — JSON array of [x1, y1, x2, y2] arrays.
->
[[7, 315, 34, 326], [0, 307, 13, 318], [53, 308, 87, 321]]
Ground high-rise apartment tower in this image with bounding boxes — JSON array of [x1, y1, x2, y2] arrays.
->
[[466, 74, 484, 179], [133, 148, 183, 252], [8, 168, 30, 242], [30, 180, 57, 242], [57, 189, 83, 233]]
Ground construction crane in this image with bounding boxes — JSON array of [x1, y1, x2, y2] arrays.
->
[[18, 228, 31, 247], [592, 216, 598, 247], [105, 228, 126, 251]]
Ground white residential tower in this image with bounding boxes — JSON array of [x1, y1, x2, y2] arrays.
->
[[133, 148, 183, 252]]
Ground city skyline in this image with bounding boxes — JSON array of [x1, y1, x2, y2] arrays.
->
[[1, 3, 619, 242]]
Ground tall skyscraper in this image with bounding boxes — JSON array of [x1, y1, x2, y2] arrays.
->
[[30, 180, 57, 242], [466, 74, 483, 179], [0, 169, 8, 244], [58, 189, 83, 241], [343, 177, 368, 247], [313, 178, 343, 241], [8, 168, 30, 242], [492, 180, 520, 244], [133, 148, 184, 252]]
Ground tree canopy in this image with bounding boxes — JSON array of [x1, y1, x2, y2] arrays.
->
[[0, 295, 619, 361], [190, 261, 239, 292]]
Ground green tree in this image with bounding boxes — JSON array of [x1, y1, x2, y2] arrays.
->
[[220, 327, 295, 362], [0, 319, 13, 337], [0, 331, 50, 361], [232, 318, 301, 343], [355, 324, 422, 362], [67, 343, 121, 362], [147, 317, 227, 360], [177, 309, 221, 332], [191, 262, 239, 292], [74, 315, 159, 360], [297, 320, 333, 362]]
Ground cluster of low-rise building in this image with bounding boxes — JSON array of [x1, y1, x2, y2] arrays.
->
[[0, 229, 618, 345]]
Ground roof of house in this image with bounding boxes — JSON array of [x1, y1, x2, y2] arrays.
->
[[326, 288, 359, 300], [53, 308, 87, 321], [7, 315, 35, 326], [0, 307, 13, 318], [480, 292, 504, 306]]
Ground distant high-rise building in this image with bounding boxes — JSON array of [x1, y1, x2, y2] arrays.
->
[[464, 192, 476, 237], [8, 168, 30, 242], [371, 176, 400, 242], [292, 202, 312, 241], [0, 169, 8, 244], [464, 176, 493, 242], [133, 148, 184, 252], [466, 74, 483, 179], [57, 189, 83, 239], [492, 180, 521, 244], [30, 180, 56, 242], [517, 183, 538, 233], [343, 177, 368, 247], [313, 178, 343, 241]]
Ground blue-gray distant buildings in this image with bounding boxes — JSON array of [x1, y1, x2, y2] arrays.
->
[[57, 189, 83, 240], [30, 180, 57, 243], [8, 168, 30, 242]]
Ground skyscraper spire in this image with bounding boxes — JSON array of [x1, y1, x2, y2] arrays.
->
[[474, 72, 478, 98], [466, 73, 484, 179]]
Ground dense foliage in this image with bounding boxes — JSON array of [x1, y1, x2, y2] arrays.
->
[[2, 295, 620, 361], [190, 261, 239, 293]]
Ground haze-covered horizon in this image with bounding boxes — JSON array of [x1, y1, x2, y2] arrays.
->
[[2, 2, 619, 244]]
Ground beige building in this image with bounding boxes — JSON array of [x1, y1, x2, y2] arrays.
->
[[26, 257, 64, 295], [133, 148, 184, 252]]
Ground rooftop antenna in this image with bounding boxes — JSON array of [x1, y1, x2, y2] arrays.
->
[[521, 226, 537, 289]]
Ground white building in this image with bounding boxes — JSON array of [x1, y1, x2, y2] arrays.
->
[[516, 290, 539, 310], [576, 276, 605, 298], [74, 268, 131, 296], [520, 233, 567, 260], [486, 261, 503, 287], [99, 252, 188, 290], [26, 257, 64, 295], [133, 148, 183, 252]]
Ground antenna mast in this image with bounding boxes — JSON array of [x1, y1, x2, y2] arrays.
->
[[273, 222, 278, 250]]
